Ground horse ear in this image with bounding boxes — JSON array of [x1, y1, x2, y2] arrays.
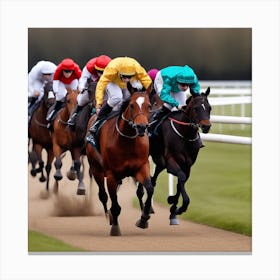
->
[[127, 82, 135, 95], [205, 86, 210, 96]]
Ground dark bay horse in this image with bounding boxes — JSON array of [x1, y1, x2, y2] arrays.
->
[[28, 81, 55, 191], [86, 90, 153, 236], [51, 88, 87, 195], [137, 87, 212, 225]]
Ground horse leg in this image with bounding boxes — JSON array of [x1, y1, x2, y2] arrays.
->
[[136, 164, 164, 212], [92, 168, 108, 215], [136, 182, 145, 211], [135, 165, 154, 229], [29, 150, 38, 177], [33, 144, 46, 182], [174, 168, 191, 217], [67, 160, 77, 181], [166, 157, 187, 225], [107, 175, 121, 236], [73, 158, 86, 195], [45, 148, 54, 192]]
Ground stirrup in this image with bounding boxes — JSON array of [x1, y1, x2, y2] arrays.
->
[[89, 120, 99, 133], [67, 113, 77, 126], [86, 133, 96, 146]]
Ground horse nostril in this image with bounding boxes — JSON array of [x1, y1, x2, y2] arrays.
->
[[136, 124, 148, 136], [201, 124, 211, 133]]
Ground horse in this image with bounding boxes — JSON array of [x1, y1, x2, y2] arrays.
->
[[28, 81, 55, 192], [137, 87, 212, 225], [51, 88, 87, 195], [85, 89, 153, 236]]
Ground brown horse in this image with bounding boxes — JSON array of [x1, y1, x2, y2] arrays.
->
[[28, 81, 55, 191], [86, 90, 153, 236], [51, 88, 86, 195]]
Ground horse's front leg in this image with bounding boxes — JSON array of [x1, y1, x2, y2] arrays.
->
[[45, 147, 54, 192], [135, 164, 154, 229], [136, 163, 164, 214], [166, 157, 189, 225], [107, 175, 122, 236], [53, 142, 64, 194], [72, 149, 86, 195]]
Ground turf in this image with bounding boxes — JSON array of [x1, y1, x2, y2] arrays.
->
[[28, 230, 86, 252]]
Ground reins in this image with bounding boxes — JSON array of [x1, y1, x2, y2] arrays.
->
[[115, 114, 139, 139]]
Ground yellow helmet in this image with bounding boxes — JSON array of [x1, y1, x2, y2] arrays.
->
[[118, 57, 136, 76]]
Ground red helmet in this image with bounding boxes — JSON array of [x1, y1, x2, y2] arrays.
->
[[60, 58, 75, 70], [94, 55, 112, 71]]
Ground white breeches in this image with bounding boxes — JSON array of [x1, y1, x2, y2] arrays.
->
[[105, 82, 131, 111], [54, 80, 79, 101], [77, 90, 90, 106], [154, 72, 187, 107]]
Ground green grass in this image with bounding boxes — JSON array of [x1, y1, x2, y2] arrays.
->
[[28, 230, 86, 252], [151, 142, 251, 236]]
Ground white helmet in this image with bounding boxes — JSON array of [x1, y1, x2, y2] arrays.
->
[[41, 61, 57, 74]]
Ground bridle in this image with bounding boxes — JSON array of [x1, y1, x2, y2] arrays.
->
[[115, 95, 149, 138]]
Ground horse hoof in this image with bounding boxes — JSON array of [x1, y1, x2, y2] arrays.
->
[[170, 218, 180, 225], [150, 206, 155, 214], [110, 225, 121, 236], [30, 169, 37, 177], [135, 219, 149, 229], [39, 176, 46, 182], [76, 189, 85, 195], [67, 170, 76, 180], [54, 172, 63, 181]]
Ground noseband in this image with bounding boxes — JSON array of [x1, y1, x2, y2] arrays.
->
[[115, 97, 149, 138]]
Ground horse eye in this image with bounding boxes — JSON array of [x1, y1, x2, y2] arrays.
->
[[130, 104, 134, 109]]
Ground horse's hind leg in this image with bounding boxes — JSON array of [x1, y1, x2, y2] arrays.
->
[[136, 182, 145, 211]]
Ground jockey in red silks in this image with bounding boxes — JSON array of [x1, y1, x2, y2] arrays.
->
[[46, 58, 81, 124], [67, 55, 112, 127]]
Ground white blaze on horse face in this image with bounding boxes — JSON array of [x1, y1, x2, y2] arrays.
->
[[136, 96, 145, 110], [201, 103, 206, 110], [48, 91, 55, 98]]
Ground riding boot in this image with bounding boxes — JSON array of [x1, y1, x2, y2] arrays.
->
[[28, 97, 38, 116], [67, 105, 84, 127], [89, 103, 113, 133], [46, 100, 63, 122]]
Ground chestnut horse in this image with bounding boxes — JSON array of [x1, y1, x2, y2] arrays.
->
[[28, 81, 55, 191], [86, 90, 153, 236], [137, 87, 212, 225], [51, 88, 86, 195]]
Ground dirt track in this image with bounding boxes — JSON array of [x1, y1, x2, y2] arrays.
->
[[28, 152, 251, 253]]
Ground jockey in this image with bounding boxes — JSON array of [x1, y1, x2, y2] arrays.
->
[[46, 58, 82, 125], [67, 55, 112, 127], [28, 60, 57, 118], [86, 56, 152, 144], [152, 65, 200, 122], [147, 68, 159, 97]]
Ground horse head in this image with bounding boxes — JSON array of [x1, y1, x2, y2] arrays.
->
[[43, 81, 55, 109], [123, 91, 151, 137], [185, 87, 212, 133], [64, 88, 79, 117]]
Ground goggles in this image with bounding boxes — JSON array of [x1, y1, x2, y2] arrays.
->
[[63, 69, 73, 73], [120, 74, 134, 79]]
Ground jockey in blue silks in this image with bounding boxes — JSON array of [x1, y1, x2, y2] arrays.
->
[[153, 65, 201, 121]]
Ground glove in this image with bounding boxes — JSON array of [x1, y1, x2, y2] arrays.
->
[[177, 105, 183, 110]]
